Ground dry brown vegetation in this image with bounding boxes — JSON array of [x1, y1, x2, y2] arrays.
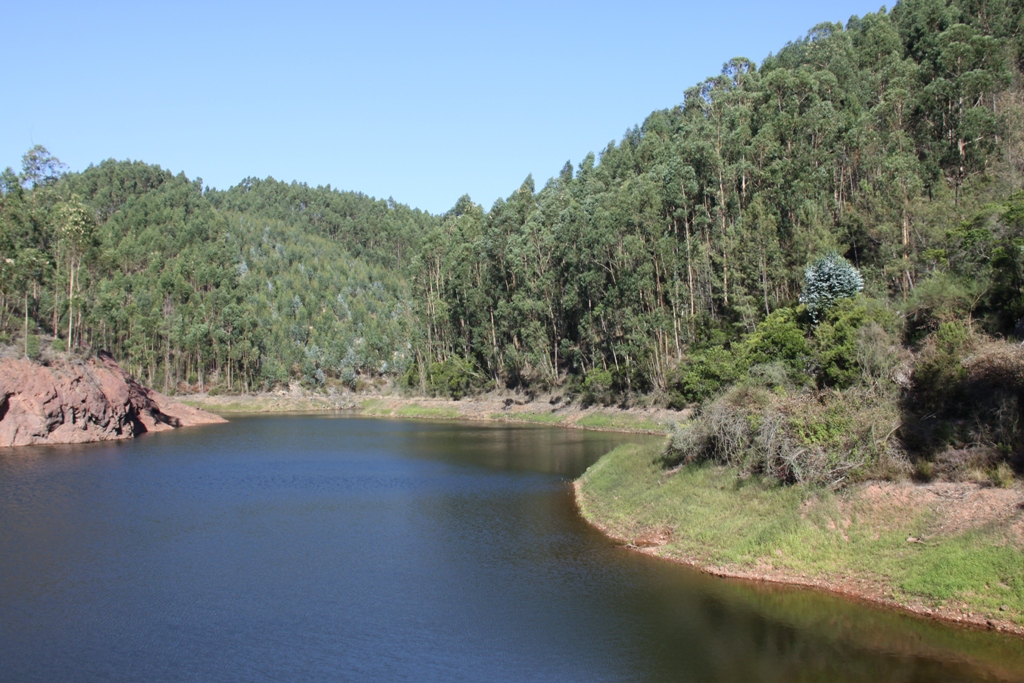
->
[[667, 326, 1024, 488]]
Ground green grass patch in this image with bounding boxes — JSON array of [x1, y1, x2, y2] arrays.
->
[[180, 397, 335, 413], [359, 399, 388, 415], [577, 442, 1024, 622], [393, 404, 460, 419], [506, 411, 564, 424], [178, 398, 259, 412], [577, 413, 663, 431], [206, 400, 271, 413]]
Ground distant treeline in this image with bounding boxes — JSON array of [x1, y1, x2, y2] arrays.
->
[[1, 0, 1023, 402]]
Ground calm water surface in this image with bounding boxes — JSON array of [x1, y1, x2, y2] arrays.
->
[[1, 416, 1022, 682]]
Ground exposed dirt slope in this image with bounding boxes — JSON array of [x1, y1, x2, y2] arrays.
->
[[0, 351, 225, 448]]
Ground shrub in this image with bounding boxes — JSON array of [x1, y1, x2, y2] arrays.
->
[[50, 338, 66, 353], [912, 321, 972, 410], [905, 272, 981, 336], [667, 346, 746, 408], [740, 308, 810, 379], [259, 357, 289, 389], [582, 368, 615, 406], [813, 297, 901, 389], [854, 322, 903, 385], [665, 384, 903, 488], [800, 252, 864, 323], [426, 356, 480, 399], [25, 334, 41, 361], [902, 329, 1024, 484], [403, 362, 422, 391], [746, 362, 795, 393], [813, 300, 868, 388], [665, 389, 867, 488]]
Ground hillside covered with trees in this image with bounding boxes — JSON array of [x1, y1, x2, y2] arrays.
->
[[2, 0, 1023, 482]]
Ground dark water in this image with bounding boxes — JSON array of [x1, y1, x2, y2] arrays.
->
[[1, 416, 1022, 682]]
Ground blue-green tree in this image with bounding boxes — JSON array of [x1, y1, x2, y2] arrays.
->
[[800, 253, 864, 323]]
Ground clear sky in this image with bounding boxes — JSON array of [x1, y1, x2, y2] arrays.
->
[[1, 1, 887, 214]]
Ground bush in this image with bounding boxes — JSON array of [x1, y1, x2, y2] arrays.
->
[[813, 298, 896, 388], [259, 357, 289, 389], [740, 308, 810, 379], [667, 346, 746, 408], [50, 338, 66, 353], [426, 356, 480, 399], [903, 333, 1024, 481], [582, 368, 615, 406], [854, 322, 903, 386], [911, 321, 972, 410], [25, 334, 41, 361], [665, 389, 866, 488], [905, 272, 981, 337], [665, 384, 903, 488], [800, 252, 864, 323]]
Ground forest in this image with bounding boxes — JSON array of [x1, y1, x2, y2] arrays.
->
[[2, 0, 1023, 482]]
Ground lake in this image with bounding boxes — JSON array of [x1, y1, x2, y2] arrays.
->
[[1, 415, 1022, 682]]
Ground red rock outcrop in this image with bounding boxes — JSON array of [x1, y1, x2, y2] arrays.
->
[[0, 351, 226, 448]]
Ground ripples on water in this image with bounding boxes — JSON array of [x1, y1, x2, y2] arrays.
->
[[0, 416, 1021, 682]]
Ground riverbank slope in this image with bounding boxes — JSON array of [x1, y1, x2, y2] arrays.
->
[[575, 441, 1024, 636], [180, 391, 676, 434]]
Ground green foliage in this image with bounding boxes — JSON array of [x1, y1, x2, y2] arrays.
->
[[579, 442, 1024, 630], [790, 406, 850, 449], [582, 368, 615, 406], [393, 404, 460, 419], [575, 413, 663, 431], [813, 298, 898, 388], [905, 272, 983, 335], [800, 253, 865, 323], [740, 308, 809, 379], [506, 411, 564, 424], [1, 0, 1022, 415], [913, 321, 972, 410], [426, 357, 479, 399], [25, 334, 40, 360], [668, 346, 746, 408]]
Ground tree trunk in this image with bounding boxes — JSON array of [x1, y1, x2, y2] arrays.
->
[[67, 258, 75, 349]]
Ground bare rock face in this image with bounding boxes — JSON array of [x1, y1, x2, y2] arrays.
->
[[0, 351, 226, 448]]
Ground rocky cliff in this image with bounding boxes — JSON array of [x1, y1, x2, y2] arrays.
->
[[0, 351, 226, 448]]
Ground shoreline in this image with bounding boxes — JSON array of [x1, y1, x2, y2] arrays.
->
[[573, 444, 1024, 639], [68, 388, 1024, 638], [574, 480, 1024, 638], [178, 391, 678, 435]]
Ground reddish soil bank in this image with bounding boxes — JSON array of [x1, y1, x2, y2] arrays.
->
[[0, 351, 225, 448]]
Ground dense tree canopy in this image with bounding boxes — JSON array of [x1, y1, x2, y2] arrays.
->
[[1, 0, 1022, 403]]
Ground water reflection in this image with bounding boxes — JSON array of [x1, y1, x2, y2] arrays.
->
[[0, 415, 1020, 682]]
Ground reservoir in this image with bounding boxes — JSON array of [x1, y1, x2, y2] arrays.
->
[[1, 416, 1022, 682]]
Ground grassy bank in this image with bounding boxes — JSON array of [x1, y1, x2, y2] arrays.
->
[[576, 442, 1024, 635], [179, 393, 672, 434], [178, 394, 358, 413]]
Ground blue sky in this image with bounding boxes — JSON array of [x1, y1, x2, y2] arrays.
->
[[2, 1, 886, 214]]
